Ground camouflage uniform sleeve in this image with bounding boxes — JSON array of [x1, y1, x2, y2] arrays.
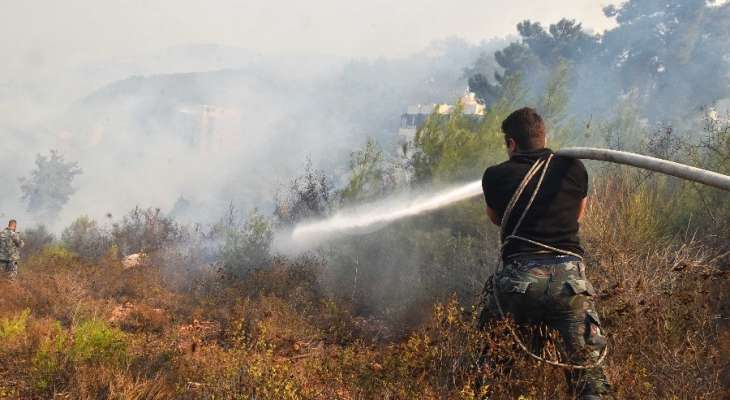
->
[[11, 231, 24, 248]]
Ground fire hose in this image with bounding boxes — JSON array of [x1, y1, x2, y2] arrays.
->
[[556, 147, 730, 191]]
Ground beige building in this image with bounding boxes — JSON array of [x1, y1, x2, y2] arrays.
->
[[398, 92, 485, 141]]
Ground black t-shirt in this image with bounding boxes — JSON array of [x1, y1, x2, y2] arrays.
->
[[482, 148, 588, 260]]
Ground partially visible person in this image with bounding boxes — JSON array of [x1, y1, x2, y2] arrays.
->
[[479, 108, 613, 399], [0, 220, 24, 280]]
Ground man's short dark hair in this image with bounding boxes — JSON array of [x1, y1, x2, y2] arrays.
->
[[501, 107, 546, 150], [8, 220, 16, 226]]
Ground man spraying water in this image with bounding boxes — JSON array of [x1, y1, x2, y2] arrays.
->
[[285, 111, 730, 400], [479, 108, 613, 400]]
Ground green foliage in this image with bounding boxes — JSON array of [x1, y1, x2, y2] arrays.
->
[[340, 138, 393, 203], [274, 161, 333, 226], [602, 0, 730, 117], [595, 93, 649, 151], [70, 320, 127, 365], [536, 60, 574, 146], [412, 68, 574, 184], [61, 216, 111, 260], [470, 18, 597, 105], [468, 1, 730, 121], [667, 115, 730, 236], [412, 102, 505, 183], [241, 349, 304, 399], [31, 322, 69, 391], [221, 211, 274, 278], [0, 308, 31, 342], [33, 244, 78, 266], [588, 108, 730, 239]]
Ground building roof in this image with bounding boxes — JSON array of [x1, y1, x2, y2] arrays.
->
[[402, 92, 484, 117]]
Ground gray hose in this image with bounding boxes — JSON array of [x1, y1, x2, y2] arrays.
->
[[556, 147, 730, 192]]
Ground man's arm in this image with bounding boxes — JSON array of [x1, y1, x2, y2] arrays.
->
[[483, 167, 501, 226], [577, 197, 588, 223], [575, 159, 589, 224], [11, 232, 24, 248], [487, 206, 500, 226]]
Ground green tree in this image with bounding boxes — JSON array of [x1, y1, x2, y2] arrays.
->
[[468, 2, 730, 122], [469, 19, 598, 105], [274, 160, 333, 226], [20, 150, 82, 222], [220, 211, 273, 279], [340, 138, 394, 203], [536, 60, 575, 147], [601, 0, 730, 118]]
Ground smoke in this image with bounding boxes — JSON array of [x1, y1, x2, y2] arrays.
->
[[4, 0, 704, 326], [0, 0, 627, 232], [0, 40, 504, 232]]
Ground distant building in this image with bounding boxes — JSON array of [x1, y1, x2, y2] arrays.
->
[[398, 92, 485, 142], [178, 104, 242, 152], [459, 92, 486, 116]]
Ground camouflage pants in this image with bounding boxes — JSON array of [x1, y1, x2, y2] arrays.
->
[[478, 256, 613, 399], [1, 260, 18, 280]]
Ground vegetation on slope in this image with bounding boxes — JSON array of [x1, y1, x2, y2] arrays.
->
[[1, 68, 729, 398]]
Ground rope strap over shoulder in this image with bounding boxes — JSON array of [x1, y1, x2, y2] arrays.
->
[[489, 153, 609, 370]]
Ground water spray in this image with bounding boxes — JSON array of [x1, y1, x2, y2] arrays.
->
[[290, 181, 482, 242], [287, 148, 730, 247]]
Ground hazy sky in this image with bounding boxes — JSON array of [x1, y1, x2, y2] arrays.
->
[[2, 0, 619, 66]]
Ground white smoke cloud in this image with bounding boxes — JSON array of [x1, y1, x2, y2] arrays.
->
[[0, 1, 618, 231]]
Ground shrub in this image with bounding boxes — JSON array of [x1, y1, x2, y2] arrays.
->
[[61, 216, 112, 260], [112, 206, 183, 256], [240, 349, 304, 399], [31, 321, 69, 392], [20, 224, 55, 259], [339, 138, 397, 203], [31, 244, 78, 267], [274, 161, 333, 226], [71, 320, 127, 365], [220, 211, 273, 279], [0, 308, 31, 342]]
